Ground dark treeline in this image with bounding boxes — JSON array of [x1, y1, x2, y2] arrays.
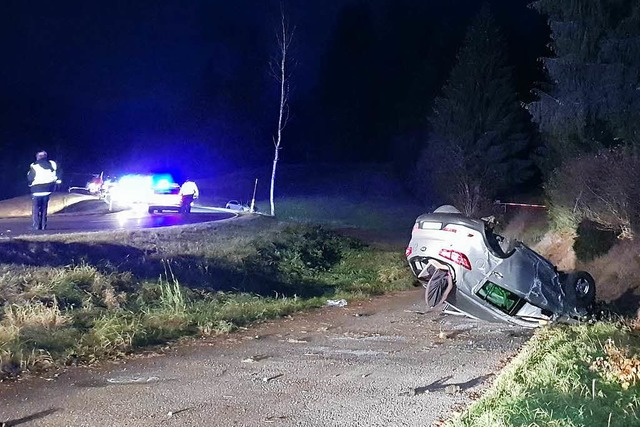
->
[[0, 0, 546, 200]]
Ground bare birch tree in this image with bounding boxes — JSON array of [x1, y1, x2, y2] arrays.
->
[[269, 9, 294, 216]]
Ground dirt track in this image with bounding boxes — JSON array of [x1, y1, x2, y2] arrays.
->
[[0, 288, 530, 427]]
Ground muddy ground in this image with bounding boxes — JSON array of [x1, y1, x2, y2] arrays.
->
[[0, 288, 531, 427]]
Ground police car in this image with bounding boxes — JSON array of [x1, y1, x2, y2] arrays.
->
[[147, 182, 183, 214]]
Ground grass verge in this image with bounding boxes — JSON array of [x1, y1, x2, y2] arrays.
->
[[0, 217, 414, 379], [447, 321, 640, 427]]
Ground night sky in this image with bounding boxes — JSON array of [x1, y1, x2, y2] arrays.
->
[[0, 0, 547, 199]]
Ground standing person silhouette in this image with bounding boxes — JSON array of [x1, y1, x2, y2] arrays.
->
[[179, 178, 199, 213], [27, 151, 60, 230]]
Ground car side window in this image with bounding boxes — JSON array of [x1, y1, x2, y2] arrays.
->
[[476, 281, 523, 315]]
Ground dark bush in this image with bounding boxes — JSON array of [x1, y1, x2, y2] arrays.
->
[[546, 147, 640, 238], [247, 225, 361, 279], [52, 281, 85, 309], [573, 220, 618, 262]]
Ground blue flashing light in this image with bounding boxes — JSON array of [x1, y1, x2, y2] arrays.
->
[[151, 173, 175, 190], [155, 179, 172, 190]]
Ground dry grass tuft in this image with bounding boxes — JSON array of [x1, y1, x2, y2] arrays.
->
[[0, 324, 19, 345], [631, 311, 640, 331], [590, 338, 640, 390], [3, 298, 70, 329]]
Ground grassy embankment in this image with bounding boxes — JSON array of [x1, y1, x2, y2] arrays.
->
[[0, 216, 414, 379], [448, 210, 640, 426], [447, 321, 640, 427]]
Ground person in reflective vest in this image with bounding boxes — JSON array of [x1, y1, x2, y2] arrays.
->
[[179, 178, 199, 213], [27, 151, 60, 230]]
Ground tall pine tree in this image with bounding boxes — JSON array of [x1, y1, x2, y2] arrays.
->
[[421, 5, 534, 215], [527, 0, 640, 173]]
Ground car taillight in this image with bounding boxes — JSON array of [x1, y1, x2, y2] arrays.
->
[[405, 246, 413, 257], [439, 248, 472, 270]]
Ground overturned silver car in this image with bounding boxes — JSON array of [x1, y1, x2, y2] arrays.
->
[[405, 206, 596, 327]]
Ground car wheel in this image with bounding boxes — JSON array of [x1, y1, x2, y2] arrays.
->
[[148, 207, 154, 214], [424, 270, 453, 309], [566, 271, 596, 307]]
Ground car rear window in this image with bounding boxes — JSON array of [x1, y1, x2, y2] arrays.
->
[[419, 222, 442, 230]]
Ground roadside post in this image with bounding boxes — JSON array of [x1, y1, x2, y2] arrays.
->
[[250, 178, 258, 213]]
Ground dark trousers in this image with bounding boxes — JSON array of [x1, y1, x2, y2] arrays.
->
[[32, 194, 50, 230], [180, 195, 194, 213]]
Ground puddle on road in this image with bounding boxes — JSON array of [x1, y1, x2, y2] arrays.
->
[[308, 346, 386, 357], [107, 376, 162, 384], [75, 375, 168, 388], [330, 335, 407, 343]]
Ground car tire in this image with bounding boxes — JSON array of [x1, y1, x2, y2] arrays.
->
[[565, 271, 596, 307], [148, 207, 155, 214], [424, 270, 453, 309]]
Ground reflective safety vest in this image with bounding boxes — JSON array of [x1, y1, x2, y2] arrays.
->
[[30, 161, 57, 185], [29, 160, 58, 196], [180, 181, 199, 197]]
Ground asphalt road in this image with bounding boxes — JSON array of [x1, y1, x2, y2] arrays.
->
[[0, 201, 235, 237], [0, 289, 531, 427]]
